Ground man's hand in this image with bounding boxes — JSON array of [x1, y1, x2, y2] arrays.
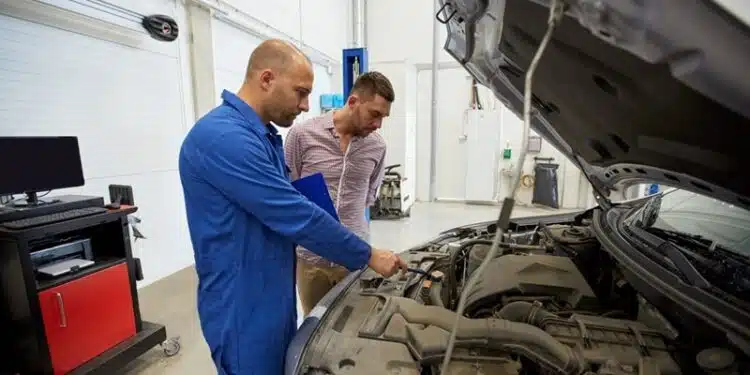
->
[[368, 248, 408, 278]]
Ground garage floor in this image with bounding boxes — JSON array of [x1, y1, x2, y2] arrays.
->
[[120, 202, 576, 374]]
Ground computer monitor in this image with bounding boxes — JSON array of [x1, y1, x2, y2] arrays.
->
[[0, 136, 86, 207]]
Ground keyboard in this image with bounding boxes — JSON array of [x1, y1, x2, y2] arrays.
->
[[0, 207, 108, 230]]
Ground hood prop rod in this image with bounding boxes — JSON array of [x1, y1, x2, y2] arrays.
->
[[440, 0, 567, 372]]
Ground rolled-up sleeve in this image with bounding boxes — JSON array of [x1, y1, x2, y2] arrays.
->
[[199, 130, 371, 271]]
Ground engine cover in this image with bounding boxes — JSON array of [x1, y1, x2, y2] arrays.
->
[[464, 254, 598, 315], [543, 314, 681, 375]]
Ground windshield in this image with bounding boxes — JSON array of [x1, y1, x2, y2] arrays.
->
[[624, 188, 750, 303], [634, 189, 750, 257]]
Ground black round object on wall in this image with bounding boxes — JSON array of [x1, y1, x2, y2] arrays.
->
[[142, 14, 179, 42]]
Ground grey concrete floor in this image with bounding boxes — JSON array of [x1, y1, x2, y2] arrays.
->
[[120, 202, 572, 374]]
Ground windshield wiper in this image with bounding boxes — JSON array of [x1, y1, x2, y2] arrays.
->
[[649, 227, 712, 247], [645, 227, 750, 302], [647, 227, 749, 264], [624, 223, 713, 288], [657, 240, 712, 288]]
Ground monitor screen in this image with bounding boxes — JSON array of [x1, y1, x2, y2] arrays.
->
[[0, 136, 86, 196]]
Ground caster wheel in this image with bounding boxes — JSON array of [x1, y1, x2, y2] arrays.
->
[[162, 337, 181, 357]]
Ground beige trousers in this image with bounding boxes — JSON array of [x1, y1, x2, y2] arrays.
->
[[296, 261, 350, 316]]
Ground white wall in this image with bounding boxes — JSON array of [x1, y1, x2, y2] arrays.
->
[[372, 61, 417, 211], [0, 0, 353, 286], [368, 0, 591, 208], [0, 0, 195, 287], [224, 0, 350, 61], [210, 19, 334, 141], [212, 19, 264, 101], [367, 0, 454, 64]]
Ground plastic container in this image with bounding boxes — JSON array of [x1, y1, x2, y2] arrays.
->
[[320, 94, 334, 111]]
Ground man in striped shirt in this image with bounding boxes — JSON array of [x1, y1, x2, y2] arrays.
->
[[284, 72, 395, 315]]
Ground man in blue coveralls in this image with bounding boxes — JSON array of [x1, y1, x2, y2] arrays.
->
[[178, 39, 407, 375]]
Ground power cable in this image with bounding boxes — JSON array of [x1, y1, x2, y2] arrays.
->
[[439, 0, 566, 372]]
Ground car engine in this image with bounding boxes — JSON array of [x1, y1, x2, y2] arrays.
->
[[299, 220, 745, 375]]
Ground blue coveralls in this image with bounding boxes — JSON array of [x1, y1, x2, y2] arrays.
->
[[178, 90, 372, 375]]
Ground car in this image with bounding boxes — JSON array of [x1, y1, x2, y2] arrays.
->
[[285, 0, 750, 374]]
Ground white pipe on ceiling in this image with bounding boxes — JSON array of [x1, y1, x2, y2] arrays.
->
[[0, 0, 143, 47], [429, 0, 441, 202], [352, 0, 366, 47]]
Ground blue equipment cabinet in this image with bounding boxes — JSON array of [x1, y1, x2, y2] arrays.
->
[[342, 48, 368, 98], [342, 48, 370, 222]]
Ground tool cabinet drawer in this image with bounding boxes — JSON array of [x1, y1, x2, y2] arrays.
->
[[38, 262, 136, 374]]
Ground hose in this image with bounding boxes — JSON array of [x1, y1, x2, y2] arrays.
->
[[497, 301, 559, 326], [448, 239, 492, 275], [447, 239, 493, 304], [429, 281, 445, 308], [365, 297, 584, 374], [521, 174, 535, 188], [440, 0, 566, 372]]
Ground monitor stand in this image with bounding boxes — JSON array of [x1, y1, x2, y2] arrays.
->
[[6, 192, 61, 208]]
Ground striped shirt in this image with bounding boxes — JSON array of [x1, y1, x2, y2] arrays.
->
[[284, 111, 386, 267]]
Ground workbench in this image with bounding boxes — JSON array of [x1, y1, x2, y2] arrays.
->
[[0, 204, 171, 374]]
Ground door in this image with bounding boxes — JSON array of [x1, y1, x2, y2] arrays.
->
[[464, 109, 503, 202], [38, 262, 136, 374], [416, 67, 507, 201]]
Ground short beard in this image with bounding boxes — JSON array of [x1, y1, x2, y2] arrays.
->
[[274, 120, 295, 128]]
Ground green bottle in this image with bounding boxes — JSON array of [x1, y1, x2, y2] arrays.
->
[[503, 141, 512, 160]]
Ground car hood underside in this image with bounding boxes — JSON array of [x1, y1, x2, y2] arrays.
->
[[439, 0, 750, 209]]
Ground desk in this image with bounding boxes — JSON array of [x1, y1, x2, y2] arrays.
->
[[0, 205, 169, 375]]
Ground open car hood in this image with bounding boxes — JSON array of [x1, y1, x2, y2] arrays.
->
[[438, 0, 750, 209]]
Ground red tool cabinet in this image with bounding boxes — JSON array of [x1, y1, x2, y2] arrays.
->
[[39, 262, 136, 374], [0, 205, 168, 375]]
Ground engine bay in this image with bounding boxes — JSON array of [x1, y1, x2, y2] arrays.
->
[[298, 215, 747, 375]]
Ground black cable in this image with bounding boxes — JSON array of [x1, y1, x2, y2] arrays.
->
[[90, 0, 146, 19], [68, 0, 142, 23]]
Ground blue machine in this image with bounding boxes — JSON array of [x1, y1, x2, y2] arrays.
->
[[342, 48, 368, 98]]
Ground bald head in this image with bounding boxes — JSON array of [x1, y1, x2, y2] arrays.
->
[[238, 39, 314, 128], [245, 39, 311, 79]]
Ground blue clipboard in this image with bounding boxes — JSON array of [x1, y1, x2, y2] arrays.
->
[[291, 172, 339, 221]]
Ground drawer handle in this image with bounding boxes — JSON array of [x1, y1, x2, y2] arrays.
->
[[55, 293, 67, 328]]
